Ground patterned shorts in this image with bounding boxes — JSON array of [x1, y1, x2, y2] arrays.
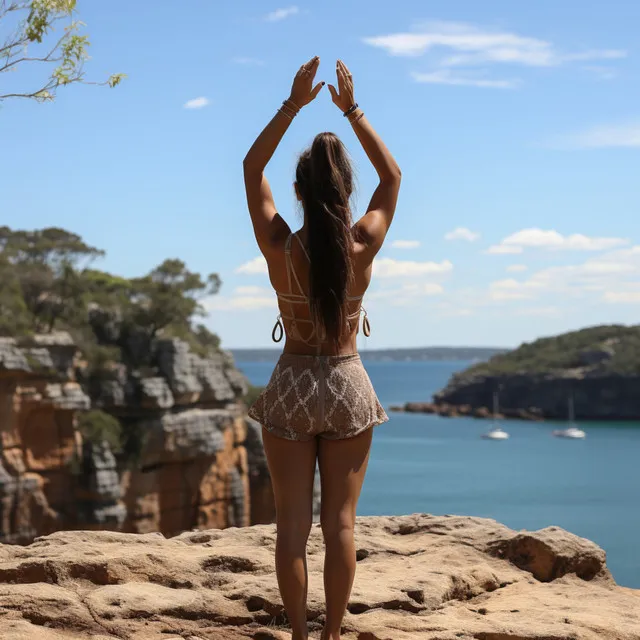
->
[[248, 353, 389, 441]]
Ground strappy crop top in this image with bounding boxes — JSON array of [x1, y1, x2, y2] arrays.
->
[[271, 232, 371, 347]]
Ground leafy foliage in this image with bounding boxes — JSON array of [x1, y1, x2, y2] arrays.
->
[[465, 325, 640, 377], [0, 226, 103, 332], [243, 384, 264, 409], [128, 259, 221, 339], [0, 0, 125, 103], [77, 409, 122, 451]]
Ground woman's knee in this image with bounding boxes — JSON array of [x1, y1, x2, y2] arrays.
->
[[276, 514, 313, 546], [320, 509, 355, 543]]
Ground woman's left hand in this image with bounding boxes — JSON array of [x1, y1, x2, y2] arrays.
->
[[289, 56, 324, 108]]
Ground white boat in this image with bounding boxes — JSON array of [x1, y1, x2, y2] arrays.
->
[[553, 426, 586, 439], [553, 396, 586, 439], [482, 426, 510, 440], [481, 391, 510, 440]]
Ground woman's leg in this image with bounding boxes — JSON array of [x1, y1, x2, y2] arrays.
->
[[318, 428, 373, 640], [262, 427, 318, 640]]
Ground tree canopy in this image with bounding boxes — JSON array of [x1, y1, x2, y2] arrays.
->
[[1, 0, 124, 103], [464, 325, 640, 377], [0, 225, 223, 365]]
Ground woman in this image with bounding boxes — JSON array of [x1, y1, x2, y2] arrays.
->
[[243, 57, 401, 640]]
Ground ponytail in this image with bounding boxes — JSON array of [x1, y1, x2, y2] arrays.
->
[[295, 132, 354, 344]]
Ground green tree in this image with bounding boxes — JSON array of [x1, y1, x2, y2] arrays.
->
[[0, 253, 31, 335], [0, 227, 103, 331], [0, 226, 224, 370], [0, 0, 124, 103], [128, 259, 222, 338]]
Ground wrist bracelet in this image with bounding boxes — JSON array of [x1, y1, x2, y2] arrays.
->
[[343, 103, 359, 117], [277, 108, 293, 120], [283, 99, 301, 115], [281, 101, 297, 114], [348, 109, 364, 125]]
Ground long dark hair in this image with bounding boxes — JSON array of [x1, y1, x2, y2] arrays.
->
[[295, 132, 354, 344]]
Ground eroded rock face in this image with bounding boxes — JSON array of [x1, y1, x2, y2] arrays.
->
[[0, 333, 274, 544], [0, 515, 637, 640], [434, 370, 640, 421]]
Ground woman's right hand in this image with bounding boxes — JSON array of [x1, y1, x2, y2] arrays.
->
[[328, 60, 355, 113]]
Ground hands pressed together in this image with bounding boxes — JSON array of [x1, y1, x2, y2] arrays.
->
[[286, 56, 358, 118]]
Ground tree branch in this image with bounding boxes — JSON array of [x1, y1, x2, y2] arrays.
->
[[0, 2, 124, 102], [0, 52, 63, 73]]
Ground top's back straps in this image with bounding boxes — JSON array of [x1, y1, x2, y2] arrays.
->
[[294, 232, 311, 262], [362, 307, 371, 337]]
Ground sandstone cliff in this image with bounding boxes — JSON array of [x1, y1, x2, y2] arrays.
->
[[0, 514, 638, 639], [0, 332, 274, 544]]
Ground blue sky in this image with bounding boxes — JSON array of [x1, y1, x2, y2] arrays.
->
[[1, 0, 638, 349]]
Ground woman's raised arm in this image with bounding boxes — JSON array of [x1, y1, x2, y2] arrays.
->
[[328, 60, 401, 255], [243, 56, 324, 255]]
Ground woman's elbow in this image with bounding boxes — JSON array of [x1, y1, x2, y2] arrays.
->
[[385, 164, 402, 184], [243, 157, 258, 176]]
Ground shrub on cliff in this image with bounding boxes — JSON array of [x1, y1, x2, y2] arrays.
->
[[244, 384, 265, 409], [78, 410, 123, 451]]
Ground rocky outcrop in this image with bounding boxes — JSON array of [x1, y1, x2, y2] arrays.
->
[[0, 514, 638, 639], [433, 371, 640, 421], [427, 328, 640, 421], [0, 333, 275, 545]]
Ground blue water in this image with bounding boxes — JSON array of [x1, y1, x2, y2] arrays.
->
[[239, 359, 640, 588]]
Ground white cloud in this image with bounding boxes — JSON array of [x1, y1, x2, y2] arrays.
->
[[183, 97, 210, 109], [562, 50, 626, 63], [489, 278, 538, 301], [204, 285, 276, 312], [486, 245, 523, 255], [235, 256, 268, 275], [232, 57, 266, 66], [583, 65, 619, 81], [369, 282, 445, 307], [438, 306, 474, 317], [391, 240, 421, 249], [205, 296, 277, 311], [513, 306, 561, 317], [487, 245, 640, 303], [373, 257, 453, 278], [364, 21, 625, 91], [491, 228, 629, 253], [553, 123, 640, 149], [371, 282, 444, 298], [604, 292, 640, 304], [445, 227, 481, 242], [234, 286, 271, 296], [411, 69, 517, 88], [363, 21, 626, 68], [265, 6, 299, 22], [507, 264, 528, 273]]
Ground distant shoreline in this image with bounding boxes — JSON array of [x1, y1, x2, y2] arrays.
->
[[229, 347, 506, 363]]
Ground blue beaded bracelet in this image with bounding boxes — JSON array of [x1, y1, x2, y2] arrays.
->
[[343, 103, 359, 117]]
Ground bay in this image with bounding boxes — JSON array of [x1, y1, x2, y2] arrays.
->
[[238, 359, 640, 588]]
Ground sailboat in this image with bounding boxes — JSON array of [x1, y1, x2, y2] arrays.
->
[[481, 391, 510, 440], [553, 396, 586, 439]]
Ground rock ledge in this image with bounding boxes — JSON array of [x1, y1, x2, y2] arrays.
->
[[1, 514, 638, 639]]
